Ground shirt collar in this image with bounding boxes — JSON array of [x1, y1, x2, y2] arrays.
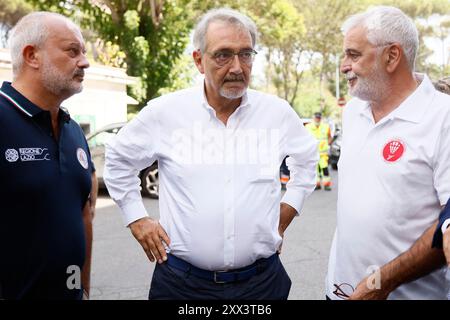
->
[[358, 73, 435, 124], [0, 81, 43, 117], [0, 81, 71, 122], [200, 82, 251, 118], [389, 73, 435, 123]]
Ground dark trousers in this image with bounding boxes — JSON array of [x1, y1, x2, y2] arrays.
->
[[149, 254, 291, 300]]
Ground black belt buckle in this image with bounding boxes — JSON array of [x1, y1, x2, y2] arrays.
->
[[214, 270, 227, 284]]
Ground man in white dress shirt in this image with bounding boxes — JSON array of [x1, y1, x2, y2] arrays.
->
[[326, 6, 450, 300], [104, 8, 318, 299]]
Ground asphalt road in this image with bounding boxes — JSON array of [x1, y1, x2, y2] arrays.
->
[[90, 170, 338, 300]]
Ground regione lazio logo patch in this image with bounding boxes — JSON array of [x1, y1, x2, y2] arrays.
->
[[76, 148, 89, 169], [5, 149, 19, 162], [382, 139, 405, 162]]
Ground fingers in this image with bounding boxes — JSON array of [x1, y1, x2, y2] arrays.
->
[[140, 239, 155, 262], [130, 219, 156, 262], [159, 228, 171, 247], [130, 218, 170, 264], [155, 224, 170, 263], [146, 224, 170, 263], [145, 231, 166, 263]]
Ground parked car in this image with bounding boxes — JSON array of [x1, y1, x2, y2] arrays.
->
[[329, 128, 341, 170], [86, 122, 159, 199]]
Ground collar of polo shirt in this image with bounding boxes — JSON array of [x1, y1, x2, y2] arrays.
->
[[0, 82, 71, 121], [358, 73, 434, 125]]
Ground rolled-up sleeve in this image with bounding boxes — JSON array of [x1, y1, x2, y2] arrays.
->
[[104, 106, 160, 226], [281, 106, 318, 214]]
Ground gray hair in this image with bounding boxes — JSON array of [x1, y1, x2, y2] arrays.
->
[[341, 6, 419, 71], [193, 8, 257, 53], [8, 11, 78, 79]]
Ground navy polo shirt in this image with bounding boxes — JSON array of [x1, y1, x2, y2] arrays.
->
[[0, 82, 93, 299]]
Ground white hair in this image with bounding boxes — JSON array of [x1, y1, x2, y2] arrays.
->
[[193, 8, 257, 53], [8, 11, 78, 79], [341, 6, 419, 71]]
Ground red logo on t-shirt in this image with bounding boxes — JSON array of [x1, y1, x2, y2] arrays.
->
[[382, 140, 405, 162]]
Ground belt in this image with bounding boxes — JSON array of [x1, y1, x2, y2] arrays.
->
[[166, 253, 278, 284]]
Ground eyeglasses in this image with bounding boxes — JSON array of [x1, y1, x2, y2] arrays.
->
[[333, 283, 355, 300], [206, 49, 257, 66]]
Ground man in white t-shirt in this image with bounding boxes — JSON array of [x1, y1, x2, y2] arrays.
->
[[326, 6, 450, 300]]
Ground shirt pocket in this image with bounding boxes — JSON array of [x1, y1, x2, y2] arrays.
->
[[246, 164, 279, 184]]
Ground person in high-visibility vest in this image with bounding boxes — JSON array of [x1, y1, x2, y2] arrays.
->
[[305, 112, 332, 191]]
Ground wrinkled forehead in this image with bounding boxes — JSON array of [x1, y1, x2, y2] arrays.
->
[[205, 21, 252, 51]]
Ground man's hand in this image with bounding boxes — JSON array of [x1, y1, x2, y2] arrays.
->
[[444, 227, 450, 266], [278, 203, 297, 254], [129, 217, 170, 264], [349, 275, 392, 300], [349, 222, 446, 300]]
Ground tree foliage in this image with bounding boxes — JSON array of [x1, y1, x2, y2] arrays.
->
[[0, 0, 33, 45], [7, 0, 447, 114]]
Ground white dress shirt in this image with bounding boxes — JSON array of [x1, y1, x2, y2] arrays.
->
[[326, 74, 450, 299], [104, 85, 318, 271]]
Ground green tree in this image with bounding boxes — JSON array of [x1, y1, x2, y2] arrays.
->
[[0, 0, 33, 45], [434, 18, 450, 77], [294, 0, 368, 113], [249, 0, 308, 106], [91, 40, 127, 68]]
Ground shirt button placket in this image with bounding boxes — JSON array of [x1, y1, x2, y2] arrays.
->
[[223, 150, 235, 269]]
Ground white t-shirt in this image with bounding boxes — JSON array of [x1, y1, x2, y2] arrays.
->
[[327, 74, 450, 299]]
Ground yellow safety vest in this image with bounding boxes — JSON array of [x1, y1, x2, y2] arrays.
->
[[306, 122, 330, 153]]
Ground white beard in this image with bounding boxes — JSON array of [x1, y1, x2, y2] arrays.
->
[[219, 85, 246, 99], [349, 60, 389, 101]]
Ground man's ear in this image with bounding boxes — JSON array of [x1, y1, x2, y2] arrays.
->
[[385, 43, 402, 73], [193, 49, 204, 74], [22, 45, 41, 70]]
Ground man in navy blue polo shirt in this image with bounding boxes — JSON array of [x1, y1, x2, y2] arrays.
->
[[0, 12, 96, 299]]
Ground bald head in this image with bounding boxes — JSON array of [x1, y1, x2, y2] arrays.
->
[[9, 12, 82, 79]]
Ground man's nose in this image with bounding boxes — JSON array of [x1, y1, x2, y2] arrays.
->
[[340, 57, 350, 74], [78, 53, 90, 69], [229, 54, 243, 74], [340, 62, 350, 74]]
